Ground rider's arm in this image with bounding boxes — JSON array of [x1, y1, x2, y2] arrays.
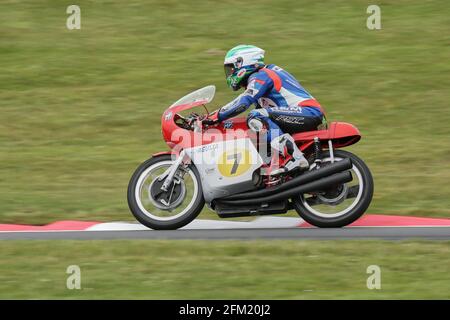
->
[[217, 72, 273, 121]]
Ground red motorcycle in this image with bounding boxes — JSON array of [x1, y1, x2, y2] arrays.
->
[[128, 86, 374, 230]]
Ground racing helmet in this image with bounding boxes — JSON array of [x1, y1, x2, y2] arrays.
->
[[224, 45, 265, 91]]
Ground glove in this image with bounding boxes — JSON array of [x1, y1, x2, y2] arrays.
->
[[203, 118, 219, 126], [203, 110, 220, 126]]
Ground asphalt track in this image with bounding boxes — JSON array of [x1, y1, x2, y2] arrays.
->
[[1, 227, 449, 240]]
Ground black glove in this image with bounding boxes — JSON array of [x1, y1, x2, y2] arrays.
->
[[202, 110, 220, 126], [203, 118, 219, 126]]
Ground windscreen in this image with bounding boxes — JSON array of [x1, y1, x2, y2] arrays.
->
[[169, 85, 216, 108]]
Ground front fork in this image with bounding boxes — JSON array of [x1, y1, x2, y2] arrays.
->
[[158, 150, 189, 191]]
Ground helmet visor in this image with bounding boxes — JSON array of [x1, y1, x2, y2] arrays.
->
[[224, 63, 235, 78]]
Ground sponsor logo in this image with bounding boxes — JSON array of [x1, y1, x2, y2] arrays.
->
[[272, 66, 283, 72], [258, 98, 278, 108], [271, 106, 303, 113], [195, 144, 219, 153], [223, 121, 234, 129], [164, 111, 173, 121], [245, 85, 259, 97], [237, 69, 246, 78], [245, 88, 254, 96], [274, 115, 305, 124]]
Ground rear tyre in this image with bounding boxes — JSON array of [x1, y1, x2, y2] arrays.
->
[[127, 155, 205, 230], [292, 150, 373, 228]]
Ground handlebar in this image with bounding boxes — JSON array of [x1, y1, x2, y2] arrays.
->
[[179, 110, 220, 131]]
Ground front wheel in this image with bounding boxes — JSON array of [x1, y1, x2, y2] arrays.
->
[[292, 150, 374, 228], [127, 155, 205, 230]]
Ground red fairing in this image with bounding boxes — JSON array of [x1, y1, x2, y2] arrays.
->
[[160, 97, 361, 153], [161, 103, 253, 151]]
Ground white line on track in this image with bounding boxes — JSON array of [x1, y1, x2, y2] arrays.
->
[[86, 216, 303, 231]]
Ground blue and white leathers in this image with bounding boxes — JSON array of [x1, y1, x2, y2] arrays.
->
[[218, 64, 324, 141]]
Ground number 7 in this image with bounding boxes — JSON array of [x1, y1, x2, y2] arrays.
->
[[227, 153, 242, 175]]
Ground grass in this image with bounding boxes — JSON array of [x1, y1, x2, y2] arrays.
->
[[0, 0, 449, 224], [0, 240, 449, 299]]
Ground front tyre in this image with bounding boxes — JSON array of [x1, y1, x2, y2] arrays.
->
[[293, 150, 374, 228], [127, 154, 204, 230]]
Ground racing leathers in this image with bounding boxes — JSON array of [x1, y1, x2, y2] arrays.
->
[[218, 64, 325, 173]]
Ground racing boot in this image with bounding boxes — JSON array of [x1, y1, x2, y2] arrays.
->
[[269, 133, 309, 175]]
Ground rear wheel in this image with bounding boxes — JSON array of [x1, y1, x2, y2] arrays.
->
[[292, 150, 373, 227], [127, 155, 204, 230]]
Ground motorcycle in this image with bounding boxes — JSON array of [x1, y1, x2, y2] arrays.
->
[[127, 86, 374, 230]]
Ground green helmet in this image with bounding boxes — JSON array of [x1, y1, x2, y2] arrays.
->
[[224, 45, 265, 91]]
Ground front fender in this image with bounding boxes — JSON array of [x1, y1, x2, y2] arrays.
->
[[152, 151, 174, 157]]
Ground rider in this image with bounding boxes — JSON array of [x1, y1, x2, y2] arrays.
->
[[210, 44, 325, 174]]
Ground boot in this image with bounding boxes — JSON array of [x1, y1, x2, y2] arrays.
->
[[270, 133, 309, 175]]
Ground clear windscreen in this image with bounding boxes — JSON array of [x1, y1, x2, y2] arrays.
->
[[169, 85, 216, 108]]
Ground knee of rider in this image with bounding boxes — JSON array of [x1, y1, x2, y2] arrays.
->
[[247, 110, 267, 133]]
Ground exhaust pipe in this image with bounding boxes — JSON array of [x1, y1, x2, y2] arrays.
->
[[217, 171, 353, 206], [222, 158, 353, 201]]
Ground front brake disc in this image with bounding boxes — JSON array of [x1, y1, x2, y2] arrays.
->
[[148, 176, 186, 210]]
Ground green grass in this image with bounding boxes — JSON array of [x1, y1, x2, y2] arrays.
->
[[0, 240, 449, 299], [0, 0, 449, 223]]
